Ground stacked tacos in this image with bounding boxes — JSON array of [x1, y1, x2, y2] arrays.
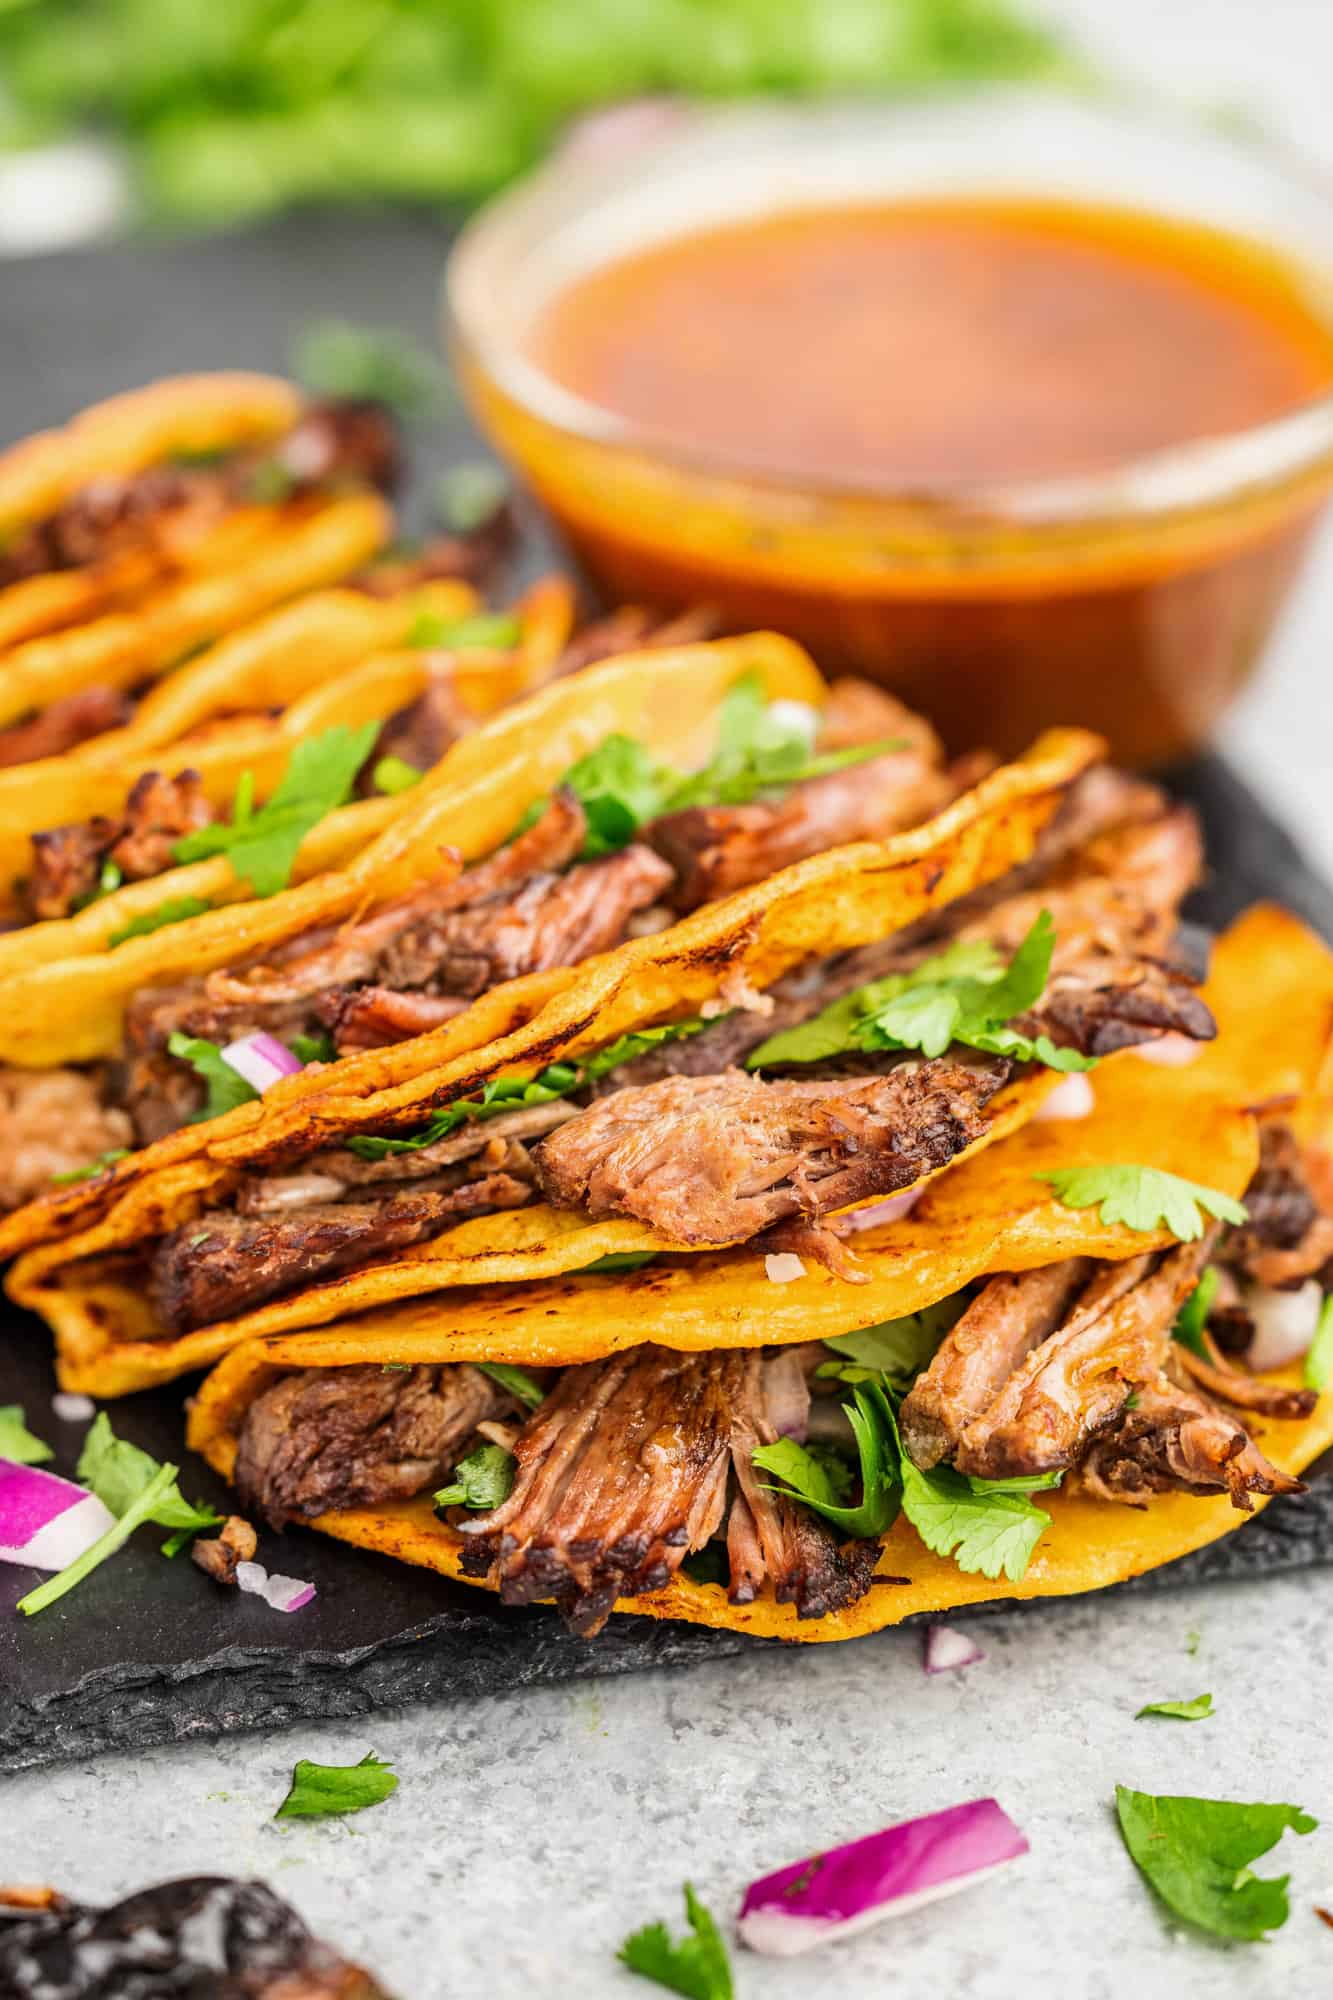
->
[[186, 906, 1333, 1640]]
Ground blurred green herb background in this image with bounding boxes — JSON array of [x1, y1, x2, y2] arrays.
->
[[0, 0, 1066, 227]]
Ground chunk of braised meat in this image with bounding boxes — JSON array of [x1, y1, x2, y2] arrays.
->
[[191, 1514, 258, 1585], [272, 397, 400, 494], [949, 1239, 1216, 1481], [355, 676, 468, 795], [554, 603, 722, 677], [0, 1065, 132, 1210], [0, 685, 133, 769], [0, 463, 214, 587], [900, 1260, 1094, 1470], [352, 508, 517, 596], [235, 1362, 514, 1530], [0, 1874, 393, 1999], [1172, 1332, 1318, 1421], [151, 1170, 533, 1333], [456, 1344, 876, 1635], [1219, 1120, 1333, 1289], [25, 767, 214, 921], [534, 1056, 1009, 1247], [1078, 1365, 1306, 1512], [647, 683, 952, 912]]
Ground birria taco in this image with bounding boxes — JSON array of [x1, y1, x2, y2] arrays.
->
[[7, 714, 1188, 1395], [0, 374, 403, 767], [187, 906, 1333, 1641], [0, 573, 573, 936]]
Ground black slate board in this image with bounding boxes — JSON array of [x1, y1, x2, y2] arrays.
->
[[2, 214, 1332, 1774]]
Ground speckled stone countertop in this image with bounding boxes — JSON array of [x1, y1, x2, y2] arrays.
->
[[5, 1572, 1330, 1995]]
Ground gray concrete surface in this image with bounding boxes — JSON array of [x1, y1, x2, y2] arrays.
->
[[4, 5, 1333, 1996], [4, 1574, 1330, 1995]]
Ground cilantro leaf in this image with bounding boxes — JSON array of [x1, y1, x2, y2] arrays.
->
[[107, 896, 212, 947], [476, 1362, 544, 1408], [435, 460, 509, 534], [0, 1404, 54, 1465], [1039, 1166, 1248, 1242], [275, 1751, 398, 1821], [408, 609, 521, 650], [581, 1251, 659, 1274], [289, 1029, 336, 1066], [1172, 1266, 1220, 1358], [1136, 1693, 1213, 1721], [818, 1298, 965, 1386], [174, 723, 378, 896], [166, 1031, 259, 1121], [1115, 1787, 1316, 1940], [900, 1454, 1052, 1581], [753, 1378, 902, 1539], [580, 1018, 708, 1081], [619, 1884, 733, 2000], [664, 671, 900, 812], [433, 1443, 515, 1511], [345, 1063, 581, 1159], [372, 754, 424, 795], [294, 319, 444, 417], [1305, 1294, 1333, 1391], [77, 1412, 222, 1548], [49, 1147, 130, 1186], [18, 1462, 178, 1617], [749, 911, 1095, 1074], [560, 733, 677, 857]]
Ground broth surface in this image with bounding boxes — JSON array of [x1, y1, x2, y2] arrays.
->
[[530, 200, 1333, 488]]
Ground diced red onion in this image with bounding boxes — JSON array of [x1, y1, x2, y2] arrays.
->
[[1033, 1072, 1095, 1122], [51, 1392, 95, 1423], [1133, 1033, 1202, 1068], [1244, 1279, 1322, 1372], [764, 1253, 806, 1284], [738, 1798, 1028, 1957], [765, 699, 820, 746], [0, 1461, 115, 1572], [841, 1186, 923, 1233], [235, 1558, 316, 1612], [924, 1623, 986, 1675], [220, 1032, 303, 1096]]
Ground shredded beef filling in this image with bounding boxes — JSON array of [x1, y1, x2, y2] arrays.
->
[[0, 685, 133, 769], [24, 767, 215, 921], [0, 1065, 131, 1212], [235, 1361, 515, 1529]]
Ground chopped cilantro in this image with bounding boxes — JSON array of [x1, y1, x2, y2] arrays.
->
[[435, 460, 509, 534], [900, 1455, 1052, 1582], [77, 1412, 222, 1552], [1172, 1265, 1220, 1358], [581, 1251, 659, 1274], [753, 1378, 902, 1539], [1115, 1787, 1316, 1940], [49, 1147, 130, 1185], [476, 1361, 544, 1408], [71, 856, 124, 914], [174, 722, 378, 896], [580, 1018, 708, 1081], [289, 1028, 337, 1066], [0, 1404, 54, 1465], [1305, 1294, 1333, 1391], [275, 1751, 398, 1821], [407, 608, 521, 650], [749, 912, 1095, 1074], [1136, 1693, 1213, 1722], [619, 1883, 733, 2000], [294, 319, 445, 417], [18, 1462, 178, 1617], [372, 753, 424, 795], [818, 1298, 966, 1387], [345, 1063, 581, 1159], [244, 457, 295, 505], [1039, 1166, 1248, 1243], [166, 1031, 259, 1121], [108, 896, 212, 946], [433, 1442, 515, 1511]]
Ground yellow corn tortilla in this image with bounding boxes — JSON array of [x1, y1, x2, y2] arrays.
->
[[5, 724, 1100, 1390], [188, 905, 1333, 1641], [0, 575, 573, 931], [0, 491, 391, 730]]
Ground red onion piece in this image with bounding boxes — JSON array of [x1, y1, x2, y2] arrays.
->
[[0, 1461, 116, 1571], [841, 1185, 923, 1234], [51, 1392, 95, 1423], [1133, 1033, 1203, 1068], [220, 1031, 304, 1096], [738, 1798, 1028, 1957], [923, 1623, 986, 1674], [1033, 1072, 1095, 1122], [235, 1558, 316, 1612], [1245, 1279, 1322, 1372]]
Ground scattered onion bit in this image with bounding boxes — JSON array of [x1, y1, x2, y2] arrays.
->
[[235, 1558, 316, 1612], [220, 1031, 304, 1095], [1034, 1072, 1096, 1122], [923, 1623, 986, 1675], [841, 1185, 924, 1233], [0, 1461, 116, 1572], [1134, 1033, 1203, 1068], [738, 1798, 1028, 1956], [764, 1253, 806, 1285]]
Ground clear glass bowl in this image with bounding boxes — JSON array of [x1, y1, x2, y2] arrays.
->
[[445, 90, 1333, 764]]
